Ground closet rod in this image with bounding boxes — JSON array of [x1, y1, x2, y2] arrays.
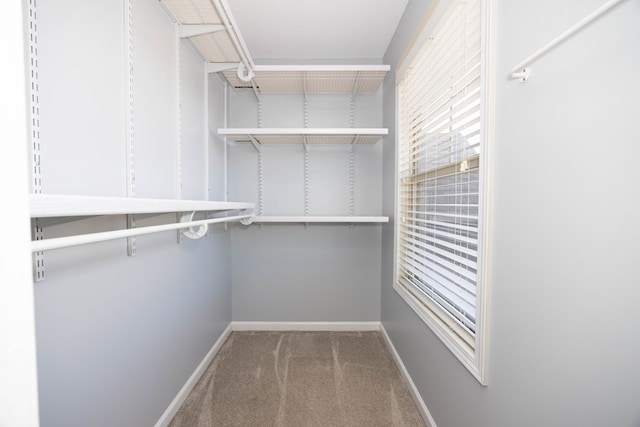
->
[[211, 0, 255, 81], [509, 0, 627, 81], [31, 213, 253, 253]]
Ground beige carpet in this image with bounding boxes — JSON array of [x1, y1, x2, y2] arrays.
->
[[169, 331, 425, 427]]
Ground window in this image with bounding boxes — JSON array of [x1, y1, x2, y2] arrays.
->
[[394, 0, 491, 384]]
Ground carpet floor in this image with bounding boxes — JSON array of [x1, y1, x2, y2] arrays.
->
[[169, 331, 426, 427]]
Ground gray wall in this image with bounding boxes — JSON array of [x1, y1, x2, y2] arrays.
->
[[381, 0, 640, 426], [32, 1, 231, 426], [227, 83, 384, 321]]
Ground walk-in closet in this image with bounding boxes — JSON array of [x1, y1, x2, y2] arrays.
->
[[2, 0, 639, 426]]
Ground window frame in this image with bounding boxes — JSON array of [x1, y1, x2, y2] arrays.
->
[[393, 0, 494, 385]]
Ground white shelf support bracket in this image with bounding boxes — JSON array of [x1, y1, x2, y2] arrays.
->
[[248, 134, 262, 153], [176, 213, 183, 243], [303, 74, 309, 128], [303, 135, 309, 218], [239, 209, 255, 225], [126, 215, 137, 255], [28, 0, 45, 281], [207, 62, 239, 73], [178, 24, 225, 38], [511, 68, 531, 82], [258, 149, 264, 225], [125, 0, 137, 256], [32, 220, 45, 282], [180, 211, 208, 239], [349, 144, 355, 219], [350, 71, 361, 128]]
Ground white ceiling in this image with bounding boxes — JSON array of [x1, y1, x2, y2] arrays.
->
[[226, 0, 409, 61]]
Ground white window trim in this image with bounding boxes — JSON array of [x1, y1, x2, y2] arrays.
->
[[393, 0, 494, 386]]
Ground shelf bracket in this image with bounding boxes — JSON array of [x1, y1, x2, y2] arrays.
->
[[207, 62, 239, 73], [32, 219, 45, 282], [350, 71, 361, 128], [178, 24, 225, 38], [304, 135, 309, 219], [127, 215, 137, 255], [248, 135, 262, 153], [180, 211, 208, 239]]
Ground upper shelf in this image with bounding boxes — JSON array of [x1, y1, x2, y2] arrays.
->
[[222, 65, 390, 95], [161, 0, 242, 64], [159, 2, 390, 95], [218, 128, 388, 145], [30, 194, 254, 218]]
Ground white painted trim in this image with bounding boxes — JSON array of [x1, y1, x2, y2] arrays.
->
[[154, 324, 233, 427], [231, 321, 381, 332], [380, 324, 437, 427]]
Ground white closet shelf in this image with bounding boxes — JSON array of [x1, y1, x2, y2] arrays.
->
[[252, 216, 389, 224], [222, 65, 390, 94], [30, 194, 254, 218], [218, 128, 388, 145]]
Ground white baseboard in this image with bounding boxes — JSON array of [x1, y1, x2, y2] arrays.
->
[[380, 324, 437, 427], [231, 321, 381, 331], [154, 323, 233, 427]]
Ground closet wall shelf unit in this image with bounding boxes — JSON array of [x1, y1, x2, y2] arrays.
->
[[218, 63, 390, 225], [29, 194, 253, 218], [218, 128, 388, 146], [29, 194, 255, 253]]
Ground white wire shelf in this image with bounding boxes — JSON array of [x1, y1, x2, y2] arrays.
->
[[218, 128, 388, 145], [222, 65, 390, 94], [252, 216, 389, 224], [30, 194, 254, 218]]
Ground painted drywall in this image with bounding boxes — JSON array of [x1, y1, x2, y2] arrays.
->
[[36, 0, 126, 196], [31, 1, 232, 426], [381, 0, 640, 426], [227, 83, 384, 321]]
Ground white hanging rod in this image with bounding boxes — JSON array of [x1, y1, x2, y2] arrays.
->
[[510, 0, 628, 81], [211, 0, 255, 81], [31, 213, 254, 253]]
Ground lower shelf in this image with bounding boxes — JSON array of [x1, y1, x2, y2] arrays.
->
[[252, 216, 389, 224]]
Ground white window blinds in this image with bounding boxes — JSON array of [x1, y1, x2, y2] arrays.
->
[[397, 0, 483, 349]]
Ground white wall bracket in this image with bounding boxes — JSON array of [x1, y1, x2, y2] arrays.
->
[[178, 24, 225, 38], [511, 67, 531, 82], [180, 211, 208, 239], [239, 210, 254, 225], [248, 135, 262, 153], [207, 62, 239, 73]]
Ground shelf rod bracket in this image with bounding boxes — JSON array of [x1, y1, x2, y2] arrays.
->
[[248, 135, 262, 153], [178, 24, 225, 38], [127, 215, 137, 255], [206, 62, 239, 73]]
